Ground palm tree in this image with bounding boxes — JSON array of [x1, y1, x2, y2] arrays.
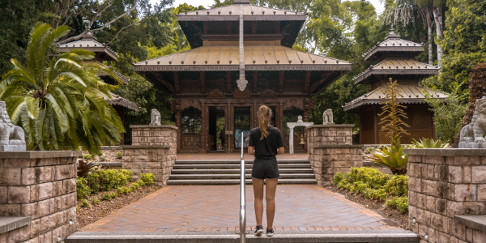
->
[[0, 22, 124, 155]]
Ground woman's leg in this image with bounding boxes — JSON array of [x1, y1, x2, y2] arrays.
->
[[252, 178, 264, 226], [265, 178, 278, 229]]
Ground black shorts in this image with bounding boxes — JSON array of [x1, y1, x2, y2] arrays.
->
[[251, 157, 279, 179]]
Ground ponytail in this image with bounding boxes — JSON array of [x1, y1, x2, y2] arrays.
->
[[257, 105, 272, 140]]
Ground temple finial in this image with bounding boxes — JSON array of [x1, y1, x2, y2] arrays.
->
[[234, 0, 250, 4], [387, 28, 400, 39]]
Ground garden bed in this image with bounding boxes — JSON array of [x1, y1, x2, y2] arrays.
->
[[76, 184, 161, 228]]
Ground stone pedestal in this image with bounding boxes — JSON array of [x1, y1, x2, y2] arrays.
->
[[0, 151, 80, 242], [307, 124, 363, 186], [123, 125, 177, 186], [405, 148, 486, 243]]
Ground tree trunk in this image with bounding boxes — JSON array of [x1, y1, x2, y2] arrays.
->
[[426, 11, 434, 65], [433, 7, 443, 68]]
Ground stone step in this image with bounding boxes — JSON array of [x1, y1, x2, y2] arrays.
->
[[175, 159, 309, 164], [167, 179, 317, 185], [171, 168, 314, 174], [67, 231, 420, 243], [173, 163, 311, 169], [169, 173, 316, 180]]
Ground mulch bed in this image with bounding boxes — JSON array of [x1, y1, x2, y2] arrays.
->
[[326, 185, 409, 230], [76, 184, 161, 229]]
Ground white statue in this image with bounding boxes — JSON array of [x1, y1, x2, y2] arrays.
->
[[459, 96, 486, 148], [0, 101, 26, 151], [150, 109, 161, 125], [323, 109, 334, 124]]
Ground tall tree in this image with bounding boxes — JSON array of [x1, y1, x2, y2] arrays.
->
[[0, 23, 124, 154], [414, 0, 446, 67]]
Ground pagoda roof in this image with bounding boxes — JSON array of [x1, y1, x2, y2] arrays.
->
[[353, 59, 438, 84], [106, 94, 139, 112], [57, 32, 118, 61], [343, 83, 449, 111], [134, 42, 351, 72], [363, 30, 424, 61], [178, 3, 306, 22]]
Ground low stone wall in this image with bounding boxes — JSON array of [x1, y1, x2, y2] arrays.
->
[[0, 151, 80, 242], [307, 124, 363, 187], [122, 125, 177, 186], [405, 148, 486, 243]]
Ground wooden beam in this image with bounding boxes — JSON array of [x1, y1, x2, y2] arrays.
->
[[304, 71, 311, 93], [252, 21, 257, 34], [226, 71, 232, 93], [279, 71, 284, 93], [200, 71, 206, 93], [174, 72, 180, 93], [203, 22, 208, 34], [226, 21, 232, 34], [310, 72, 332, 93], [252, 71, 258, 94]]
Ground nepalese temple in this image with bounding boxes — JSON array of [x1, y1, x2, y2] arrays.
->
[[57, 32, 140, 144], [343, 30, 449, 144], [134, 0, 351, 153]]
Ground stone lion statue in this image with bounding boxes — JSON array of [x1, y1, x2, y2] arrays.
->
[[459, 96, 486, 148], [0, 101, 26, 151], [150, 109, 161, 125]]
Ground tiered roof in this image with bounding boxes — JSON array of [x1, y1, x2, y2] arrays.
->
[[344, 30, 446, 111]]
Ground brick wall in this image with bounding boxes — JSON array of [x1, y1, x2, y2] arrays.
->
[[0, 151, 81, 242], [122, 125, 177, 186], [405, 148, 486, 243], [307, 125, 363, 187]]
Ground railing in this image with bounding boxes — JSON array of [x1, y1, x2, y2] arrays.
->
[[239, 133, 246, 242]]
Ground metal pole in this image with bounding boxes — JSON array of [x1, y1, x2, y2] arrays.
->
[[239, 132, 246, 242]]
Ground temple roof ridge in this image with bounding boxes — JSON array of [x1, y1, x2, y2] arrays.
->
[[363, 29, 424, 61], [178, 3, 306, 19], [57, 31, 119, 61]]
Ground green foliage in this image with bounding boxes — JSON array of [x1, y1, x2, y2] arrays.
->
[[438, 0, 486, 96], [425, 95, 467, 143], [0, 23, 124, 155], [86, 172, 101, 193], [117, 186, 130, 195], [76, 177, 91, 199], [379, 78, 410, 148], [101, 192, 117, 201], [333, 167, 409, 214], [140, 173, 155, 185], [385, 196, 409, 214], [115, 151, 123, 159], [410, 138, 450, 148], [99, 155, 107, 162], [83, 153, 93, 160], [91, 197, 100, 205], [81, 199, 91, 208], [372, 145, 409, 175], [129, 182, 141, 191]]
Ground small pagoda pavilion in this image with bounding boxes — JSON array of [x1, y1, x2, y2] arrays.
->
[[134, 0, 352, 153], [57, 32, 139, 144], [343, 30, 448, 144]]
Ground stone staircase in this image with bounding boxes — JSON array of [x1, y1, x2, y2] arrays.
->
[[167, 159, 317, 185]]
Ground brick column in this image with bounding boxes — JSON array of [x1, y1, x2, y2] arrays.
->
[[0, 151, 80, 242], [405, 148, 486, 243], [307, 124, 363, 187], [124, 125, 177, 186]]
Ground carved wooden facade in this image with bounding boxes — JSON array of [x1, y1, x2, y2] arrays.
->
[[135, 0, 351, 152]]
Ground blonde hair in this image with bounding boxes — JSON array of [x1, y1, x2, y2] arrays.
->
[[257, 105, 272, 140]]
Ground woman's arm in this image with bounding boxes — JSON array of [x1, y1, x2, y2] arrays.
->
[[277, 147, 284, 154], [248, 146, 255, 155]]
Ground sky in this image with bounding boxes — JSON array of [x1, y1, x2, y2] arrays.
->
[[159, 0, 385, 14]]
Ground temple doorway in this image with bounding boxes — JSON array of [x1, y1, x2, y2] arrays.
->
[[208, 106, 225, 152], [234, 107, 250, 149]]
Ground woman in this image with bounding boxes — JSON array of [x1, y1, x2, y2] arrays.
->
[[248, 105, 285, 237]]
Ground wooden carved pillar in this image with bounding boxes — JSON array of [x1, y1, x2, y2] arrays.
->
[[252, 72, 258, 94], [277, 101, 284, 131], [278, 71, 284, 93], [201, 101, 208, 152], [304, 71, 311, 94], [174, 72, 180, 93], [175, 110, 182, 152], [252, 101, 258, 129], [303, 98, 311, 122], [226, 102, 234, 153], [200, 71, 206, 94], [226, 71, 232, 94], [374, 106, 379, 144], [203, 22, 208, 34]]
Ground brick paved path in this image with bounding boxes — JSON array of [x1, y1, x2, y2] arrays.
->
[[80, 185, 402, 234]]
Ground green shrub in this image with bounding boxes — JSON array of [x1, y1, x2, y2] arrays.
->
[[87, 172, 101, 193], [137, 179, 146, 187], [115, 151, 123, 159], [140, 173, 155, 185], [371, 145, 408, 175], [117, 186, 130, 195], [385, 175, 408, 197], [101, 192, 117, 201], [130, 182, 140, 191], [76, 177, 91, 199], [92, 197, 100, 205], [83, 153, 93, 160], [385, 196, 409, 214], [81, 199, 91, 208], [333, 172, 344, 185]]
